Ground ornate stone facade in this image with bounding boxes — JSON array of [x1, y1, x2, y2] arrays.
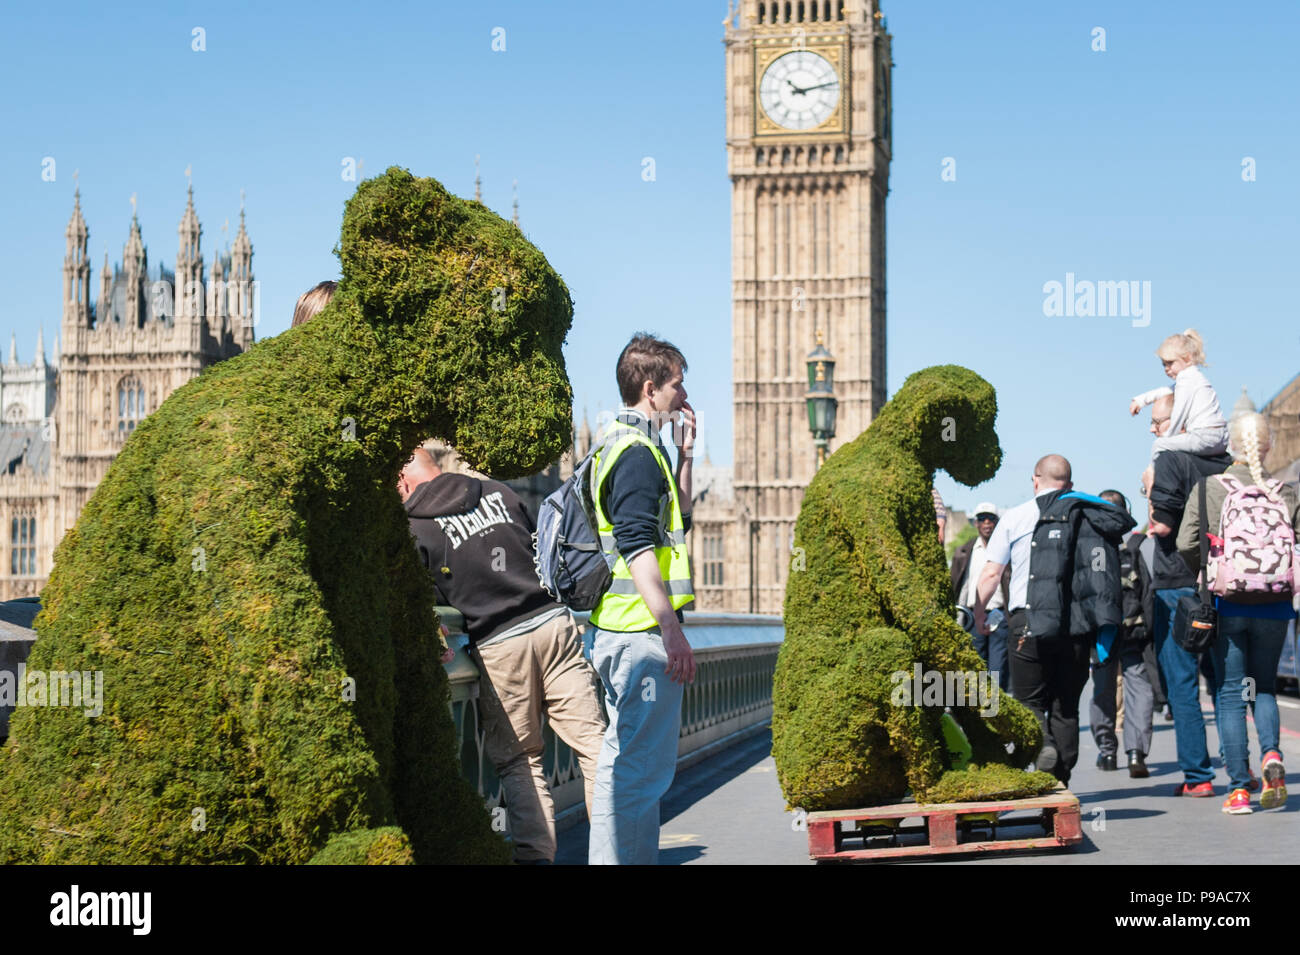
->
[[0, 188, 253, 599], [692, 0, 892, 612], [1262, 376, 1300, 483]]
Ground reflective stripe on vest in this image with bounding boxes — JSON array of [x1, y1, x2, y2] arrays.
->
[[588, 424, 694, 631]]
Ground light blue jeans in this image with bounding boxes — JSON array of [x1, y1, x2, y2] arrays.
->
[[1210, 614, 1289, 792], [1153, 587, 1214, 784], [588, 626, 684, 865]]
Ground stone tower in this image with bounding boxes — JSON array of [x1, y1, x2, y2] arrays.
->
[[55, 187, 254, 538], [721, 0, 892, 612]]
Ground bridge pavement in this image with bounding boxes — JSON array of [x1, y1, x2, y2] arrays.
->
[[556, 677, 1300, 864]]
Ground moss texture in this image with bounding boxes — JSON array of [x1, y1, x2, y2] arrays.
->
[[925, 765, 1059, 804], [307, 827, 415, 865], [773, 365, 1053, 810], [0, 167, 572, 863]]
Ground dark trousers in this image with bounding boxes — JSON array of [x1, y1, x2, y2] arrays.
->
[[1007, 610, 1092, 786], [1091, 643, 1156, 758], [972, 619, 1010, 691]]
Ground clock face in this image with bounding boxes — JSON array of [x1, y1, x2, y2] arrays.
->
[[759, 50, 840, 131]]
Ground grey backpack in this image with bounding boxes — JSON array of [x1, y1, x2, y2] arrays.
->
[[533, 447, 615, 611]]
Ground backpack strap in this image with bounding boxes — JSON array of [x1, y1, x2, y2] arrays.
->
[[1196, 477, 1211, 604]]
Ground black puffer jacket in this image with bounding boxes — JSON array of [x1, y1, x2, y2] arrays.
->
[[1026, 490, 1136, 639]]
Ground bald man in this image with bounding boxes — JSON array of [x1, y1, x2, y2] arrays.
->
[[974, 454, 1134, 786], [399, 446, 607, 863]]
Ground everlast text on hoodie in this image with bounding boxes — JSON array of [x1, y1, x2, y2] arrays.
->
[[403, 473, 561, 643]]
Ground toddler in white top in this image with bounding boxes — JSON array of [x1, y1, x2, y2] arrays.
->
[[1129, 329, 1228, 464]]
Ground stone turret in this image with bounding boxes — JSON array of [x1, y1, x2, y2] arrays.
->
[[1231, 387, 1256, 421], [62, 190, 91, 330], [227, 198, 255, 349], [176, 184, 204, 320], [122, 210, 147, 328]]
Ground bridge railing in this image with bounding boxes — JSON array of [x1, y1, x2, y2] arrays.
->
[[442, 609, 783, 825]]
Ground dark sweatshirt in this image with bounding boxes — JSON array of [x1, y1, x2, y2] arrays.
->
[[1148, 449, 1231, 591], [403, 473, 560, 643]]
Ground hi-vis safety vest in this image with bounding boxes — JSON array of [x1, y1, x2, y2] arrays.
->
[[588, 424, 694, 632]]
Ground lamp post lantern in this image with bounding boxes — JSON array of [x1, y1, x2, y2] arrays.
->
[[805, 331, 838, 470]]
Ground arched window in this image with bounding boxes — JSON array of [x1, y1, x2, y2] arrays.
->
[[797, 1, 805, 21], [784, 2, 792, 22], [824, 1, 831, 21], [4, 404, 26, 424], [758, 1, 765, 23], [117, 377, 146, 437]]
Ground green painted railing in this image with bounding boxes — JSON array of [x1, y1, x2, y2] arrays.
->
[[441, 609, 783, 824]]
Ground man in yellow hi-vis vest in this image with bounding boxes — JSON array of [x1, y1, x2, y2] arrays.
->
[[588, 333, 696, 865]]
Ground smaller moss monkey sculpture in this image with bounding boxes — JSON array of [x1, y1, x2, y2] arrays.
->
[[773, 365, 1056, 810], [0, 168, 573, 863]]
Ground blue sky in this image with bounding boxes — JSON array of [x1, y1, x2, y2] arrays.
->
[[2, 0, 1297, 514]]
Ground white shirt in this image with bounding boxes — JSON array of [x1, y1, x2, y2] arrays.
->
[[1132, 366, 1226, 441], [962, 536, 1004, 611], [985, 488, 1060, 611]]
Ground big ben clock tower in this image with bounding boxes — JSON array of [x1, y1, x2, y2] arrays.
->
[[722, 0, 892, 613]]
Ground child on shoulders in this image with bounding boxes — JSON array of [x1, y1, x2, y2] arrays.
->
[[1129, 329, 1228, 475]]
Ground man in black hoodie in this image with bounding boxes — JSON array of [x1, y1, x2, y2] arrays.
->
[[399, 447, 607, 863]]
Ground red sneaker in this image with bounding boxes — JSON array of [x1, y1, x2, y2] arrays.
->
[[1261, 750, 1287, 810], [1222, 788, 1252, 814], [1175, 781, 1215, 797]]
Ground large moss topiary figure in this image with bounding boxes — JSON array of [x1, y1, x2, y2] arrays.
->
[[773, 365, 1056, 811], [0, 167, 574, 863]]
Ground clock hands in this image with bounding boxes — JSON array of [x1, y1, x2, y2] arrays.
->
[[785, 78, 839, 96]]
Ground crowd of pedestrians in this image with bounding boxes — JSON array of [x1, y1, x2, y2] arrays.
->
[[952, 329, 1300, 815]]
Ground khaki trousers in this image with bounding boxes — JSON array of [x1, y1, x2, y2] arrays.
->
[[472, 612, 607, 862]]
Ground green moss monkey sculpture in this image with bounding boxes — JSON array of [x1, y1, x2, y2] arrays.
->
[[0, 168, 573, 863], [773, 365, 1056, 810]]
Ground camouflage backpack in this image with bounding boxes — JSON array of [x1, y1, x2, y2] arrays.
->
[[1206, 474, 1296, 603]]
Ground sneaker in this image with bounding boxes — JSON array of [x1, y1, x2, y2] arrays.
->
[[1174, 781, 1215, 797], [1222, 788, 1252, 814], [1246, 768, 1261, 794], [1261, 750, 1287, 810]]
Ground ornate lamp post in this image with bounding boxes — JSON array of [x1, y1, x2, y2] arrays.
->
[[805, 331, 838, 470]]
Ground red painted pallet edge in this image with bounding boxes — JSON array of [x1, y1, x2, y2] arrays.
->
[[806, 788, 1083, 862]]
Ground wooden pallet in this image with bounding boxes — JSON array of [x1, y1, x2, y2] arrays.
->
[[807, 786, 1082, 862]]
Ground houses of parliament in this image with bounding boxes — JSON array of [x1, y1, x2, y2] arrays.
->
[[0, 186, 253, 599]]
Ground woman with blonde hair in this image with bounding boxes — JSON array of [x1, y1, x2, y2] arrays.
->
[[1178, 411, 1300, 814], [1130, 329, 1229, 465]]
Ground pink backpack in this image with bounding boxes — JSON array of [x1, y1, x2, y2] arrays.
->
[[1206, 474, 1297, 602]]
